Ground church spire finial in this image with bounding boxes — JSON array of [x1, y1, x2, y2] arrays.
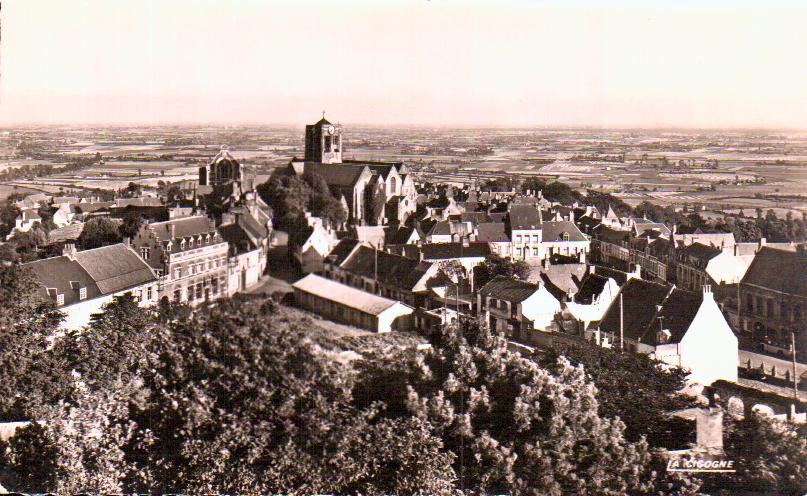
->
[[322, 110, 326, 119]]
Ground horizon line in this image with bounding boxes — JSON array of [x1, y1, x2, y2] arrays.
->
[[1, 120, 805, 133]]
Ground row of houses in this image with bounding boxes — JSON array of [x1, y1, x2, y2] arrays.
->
[[16, 150, 273, 331]]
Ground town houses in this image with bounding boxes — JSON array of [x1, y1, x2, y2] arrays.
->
[[6, 116, 806, 394]]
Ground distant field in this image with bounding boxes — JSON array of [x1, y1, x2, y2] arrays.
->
[[0, 184, 45, 200]]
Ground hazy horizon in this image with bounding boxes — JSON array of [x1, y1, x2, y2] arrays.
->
[[3, 0, 807, 129]]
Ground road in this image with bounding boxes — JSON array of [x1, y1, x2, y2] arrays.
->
[[739, 349, 806, 380]]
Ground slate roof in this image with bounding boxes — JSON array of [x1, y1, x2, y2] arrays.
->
[[384, 226, 420, 245], [326, 239, 362, 266], [528, 263, 587, 295], [419, 242, 492, 260], [508, 205, 542, 230], [541, 221, 588, 242], [301, 162, 369, 187], [341, 245, 434, 292], [681, 242, 722, 264], [19, 209, 41, 221], [293, 273, 405, 316], [475, 222, 510, 243], [599, 279, 684, 344], [592, 225, 630, 245], [634, 222, 672, 237], [742, 246, 807, 297], [576, 215, 601, 234], [574, 273, 611, 304], [46, 223, 85, 245], [219, 223, 257, 253], [591, 265, 633, 285], [23, 244, 157, 307], [459, 212, 492, 225], [77, 244, 158, 294], [115, 197, 163, 208], [148, 216, 216, 242], [479, 275, 539, 303]]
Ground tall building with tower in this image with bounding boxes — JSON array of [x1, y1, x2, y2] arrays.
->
[[288, 114, 417, 225], [305, 115, 343, 164]]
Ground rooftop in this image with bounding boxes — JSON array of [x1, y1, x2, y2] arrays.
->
[[293, 273, 406, 316]]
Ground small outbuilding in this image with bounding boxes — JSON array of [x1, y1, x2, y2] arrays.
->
[[293, 273, 413, 332]]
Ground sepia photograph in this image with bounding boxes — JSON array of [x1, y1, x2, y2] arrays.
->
[[0, 0, 805, 494]]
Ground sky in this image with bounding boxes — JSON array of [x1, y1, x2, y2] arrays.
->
[[2, 0, 806, 128]]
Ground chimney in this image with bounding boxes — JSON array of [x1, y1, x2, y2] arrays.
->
[[758, 237, 766, 250], [695, 408, 724, 451], [63, 243, 77, 260], [170, 223, 176, 240], [123, 237, 131, 247]]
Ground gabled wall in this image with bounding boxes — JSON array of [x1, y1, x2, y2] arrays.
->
[[677, 293, 739, 385]]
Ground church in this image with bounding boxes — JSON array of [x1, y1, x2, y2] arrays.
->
[[287, 116, 417, 226]]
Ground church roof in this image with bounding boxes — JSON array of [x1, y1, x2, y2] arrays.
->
[[300, 162, 369, 187], [314, 117, 332, 126]]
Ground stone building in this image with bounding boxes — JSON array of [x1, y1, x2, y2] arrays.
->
[[128, 215, 230, 305]]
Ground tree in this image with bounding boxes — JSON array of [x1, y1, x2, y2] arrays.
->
[[127, 299, 454, 493], [352, 322, 688, 495], [78, 217, 122, 249], [474, 253, 531, 289], [0, 379, 135, 493], [0, 265, 73, 421], [118, 214, 144, 239], [534, 342, 697, 448], [721, 414, 807, 495], [0, 201, 21, 237], [55, 294, 157, 391]]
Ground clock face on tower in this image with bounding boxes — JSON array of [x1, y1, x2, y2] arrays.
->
[[327, 125, 336, 135]]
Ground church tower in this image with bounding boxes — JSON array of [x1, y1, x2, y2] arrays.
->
[[304, 114, 342, 164]]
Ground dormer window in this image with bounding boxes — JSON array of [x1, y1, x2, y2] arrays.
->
[[189, 238, 194, 248], [561, 232, 570, 241], [141, 247, 150, 259], [205, 234, 210, 244], [181, 240, 186, 250]]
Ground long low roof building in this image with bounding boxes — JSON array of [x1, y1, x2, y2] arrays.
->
[[292, 274, 413, 332]]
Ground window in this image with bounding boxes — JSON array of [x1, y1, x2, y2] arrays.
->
[[189, 238, 194, 248], [174, 288, 182, 301], [187, 285, 195, 301], [561, 232, 570, 241], [390, 176, 397, 193], [147, 286, 153, 301], [515, 247, 522, 257], [532, 247, 540, 256], [515, 235, 522, 244], [174, 267, 182, 279], [57, 294, 64, 306], [207, 260, 213, 270], [324, 135, 332, 151], [79, 287, 87, 300], [191, 264, 197, 275], [180, 240, 186, 250], [196, 283, 203, 300], [140, 247, 150, 259], [746, 293, 753, 313], [766, 299, 774, 318], [212, 278, 219, 294], [795, 304, 802, 321]]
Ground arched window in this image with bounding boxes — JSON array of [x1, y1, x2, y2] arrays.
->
[[561, 232, 570, 241], [390, 176, 397, 194]]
